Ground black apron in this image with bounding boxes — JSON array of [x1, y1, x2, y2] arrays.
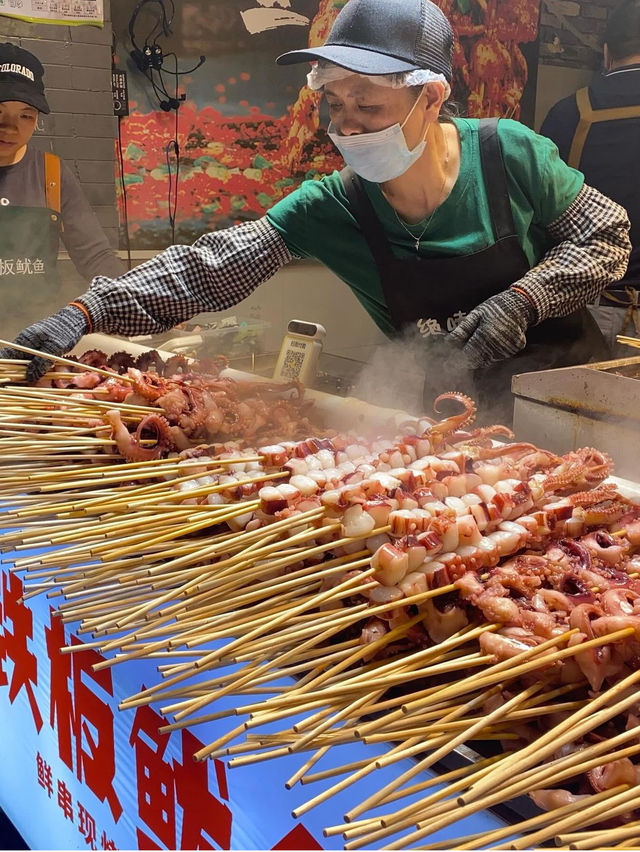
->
[[340, 118, 607, 425], [0, 152, 62, 339]]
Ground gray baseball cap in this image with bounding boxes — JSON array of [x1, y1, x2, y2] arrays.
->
[[276, 0, 453, 81]]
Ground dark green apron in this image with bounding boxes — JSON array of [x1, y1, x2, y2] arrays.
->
[[0, 196, 62, 339], [341, 118, 608, 425]]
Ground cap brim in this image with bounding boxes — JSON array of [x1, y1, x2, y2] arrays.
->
[[276, 44, 419, 75], [0, 81, 50, 114]]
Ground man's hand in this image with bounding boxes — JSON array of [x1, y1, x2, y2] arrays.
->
[[448, 289, 536, 369], [0, 305, 89, 381]]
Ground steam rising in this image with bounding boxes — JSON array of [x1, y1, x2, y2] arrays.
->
[[349, 328, 516, 427]]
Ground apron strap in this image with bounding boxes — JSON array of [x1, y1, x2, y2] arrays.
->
[[44, 151, 62, 217], [568, 87, 640, 169], [568, 87, 595, 169], [477, 118, 516, 241], [339, 166, 395, 265]]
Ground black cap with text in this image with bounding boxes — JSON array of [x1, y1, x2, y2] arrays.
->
[[0, 42, 50, 114]]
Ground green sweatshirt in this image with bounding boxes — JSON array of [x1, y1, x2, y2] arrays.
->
[[266, 118, 584, 335]]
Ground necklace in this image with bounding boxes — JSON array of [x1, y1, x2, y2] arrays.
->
[[393, 129, 450, 252]]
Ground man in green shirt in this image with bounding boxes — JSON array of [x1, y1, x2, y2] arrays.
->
[[0, 0, 631, 423]]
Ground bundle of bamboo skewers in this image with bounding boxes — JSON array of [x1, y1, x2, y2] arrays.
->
[[1, 344, 640, 849], [617, 334, 640, 350]]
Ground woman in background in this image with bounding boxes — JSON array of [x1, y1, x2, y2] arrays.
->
[[0, 42, 124, 336]]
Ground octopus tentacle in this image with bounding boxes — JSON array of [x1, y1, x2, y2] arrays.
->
[[543, 448, 614, 494], [568, 484, 620, 508], [433, 391, 478, 435], [105, 409, 173, 462], [164, 354, 190, 376], [77, 349, 108, 368], [458, 441, 538, 461], [136, 349, 165, 374], [575, 447, 614, 482], [429, 392, 477, 436], [196, 354, 228, 376], [449, 424, 515, 446], [127, 368, 174, 401], [107, 351, 137, 374], [422, 391, 477, 443]]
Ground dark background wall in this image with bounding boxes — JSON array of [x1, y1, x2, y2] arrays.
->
[[0, 1, 119, 250], [539, 0, 618, 69], [0, 0, 624, 249]]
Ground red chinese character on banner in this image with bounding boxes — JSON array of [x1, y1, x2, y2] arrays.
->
[[45, 610, 122, 821], [37, 751, 53, 797], [136, 828, 162, 849], [271, 825, 323, 850], [130, 704, 176, 849], [174, 730, 232, 849], [0, 571, 6, 689], [100, 829, 118, 850], [58, 779, 74, 821], [130, 704, 232, 849], [0, 570, 43, 731], [78, 802, 97, 850]]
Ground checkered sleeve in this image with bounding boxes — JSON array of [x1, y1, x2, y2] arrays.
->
[[76, 217, 292, 336], [511, 184, 631, 324]]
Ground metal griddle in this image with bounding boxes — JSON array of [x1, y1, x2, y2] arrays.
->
[[71, 334, 640, 836], [512, 355, 640, 480]]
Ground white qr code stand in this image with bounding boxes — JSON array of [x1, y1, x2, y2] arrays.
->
[[273, 319, 326, 385]]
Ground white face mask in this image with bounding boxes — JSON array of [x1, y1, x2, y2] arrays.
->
[[328, 89, 428, 183]]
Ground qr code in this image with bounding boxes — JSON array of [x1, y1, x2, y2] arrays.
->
[[281, 349, 305, 379]]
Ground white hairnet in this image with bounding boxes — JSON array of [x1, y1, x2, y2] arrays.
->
[[306, 60, 451, 99]]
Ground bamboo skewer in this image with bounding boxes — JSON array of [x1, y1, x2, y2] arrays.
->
[[559, 820, 640, 849], [243, 653, 489, 748], [10, 509, 253, 581], [158, 581, 457, 725], [95, 519, 335, 638], [343, 683, 541, 824], [165, 577, 379, 722], [617, 334, 640, 348], [300, 729, 503, 828], [341, 691, 640, 848], [348, 629, 578, 744], [511, 786, 640, 850], [399, 628, 629, 723], [459, 661, 640, 807], [0, 387, 149, 415], [323, 753, 509, 840], [5, 365, 640, 850], [0, 337, 138, 383], [342, 748, 522, 849], [426, 785, 635, 852], [382, 676, 640, 849], [118, 599, 373, 711], [245, 622, 490, 719], [19, 454, 260, 483], [376, 711, 640, 849], [285, 746, 330, 790]]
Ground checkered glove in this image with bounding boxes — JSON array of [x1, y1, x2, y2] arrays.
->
[[0, 305, 89, 382], [448, 289, 536, 369]]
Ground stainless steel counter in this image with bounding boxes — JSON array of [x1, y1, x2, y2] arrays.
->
[[512, 355, 640, 480]]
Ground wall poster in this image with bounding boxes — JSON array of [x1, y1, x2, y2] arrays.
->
[[0, 0, 103, 26], [113, 0, 541, 250]]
